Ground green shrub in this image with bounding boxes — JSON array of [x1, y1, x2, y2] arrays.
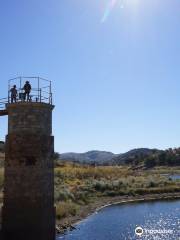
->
[[55, 188, 75, 202]]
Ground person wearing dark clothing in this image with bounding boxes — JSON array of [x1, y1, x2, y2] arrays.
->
[[23, 81, 32, 101], [10, 85, 17, 103]]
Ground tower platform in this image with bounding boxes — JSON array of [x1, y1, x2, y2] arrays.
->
[[0, 76, 53, 114]]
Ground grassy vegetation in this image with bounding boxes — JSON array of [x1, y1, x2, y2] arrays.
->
[[56, 201, 79, 220], [146, 166, 180, 174], [0, 160, 179, 221], [53, 162, 180, 219]]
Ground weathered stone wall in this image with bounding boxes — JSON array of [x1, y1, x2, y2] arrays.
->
[[2, 102, 55, 240], [7, 102, 53, 135]]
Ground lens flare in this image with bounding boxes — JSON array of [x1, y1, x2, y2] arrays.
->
[[101, 0, 124, 23]]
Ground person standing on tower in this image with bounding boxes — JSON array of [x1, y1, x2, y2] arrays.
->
[[10, 85, 17, 103], [23, 81, 32, 101]]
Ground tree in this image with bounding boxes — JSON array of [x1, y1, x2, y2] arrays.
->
[[144, 156, 157, 168]]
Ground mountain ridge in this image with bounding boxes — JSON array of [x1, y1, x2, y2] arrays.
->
[[60, 148, 161, 165]]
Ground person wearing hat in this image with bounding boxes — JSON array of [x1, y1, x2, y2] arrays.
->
[[23, 81, 32, 101], [10, 85, 18, 103]]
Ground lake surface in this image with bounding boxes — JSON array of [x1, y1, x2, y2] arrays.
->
[[57, 199, 180, 240], [169, 174, 180, 180], [161, 174, 180, 181]]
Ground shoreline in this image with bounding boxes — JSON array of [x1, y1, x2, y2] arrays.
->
[[56, 192, 180, 234]]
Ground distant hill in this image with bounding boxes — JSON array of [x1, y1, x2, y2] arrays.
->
[[60, 147, 180, 167], [60, 150, 117, 165], [111, 148, 161, 165], [60, 148, 162, 166]]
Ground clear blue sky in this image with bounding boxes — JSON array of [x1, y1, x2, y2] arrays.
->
[[0, 0, 180, 153]]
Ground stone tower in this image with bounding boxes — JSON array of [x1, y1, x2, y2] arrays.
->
[[2, 101, 55, 240]]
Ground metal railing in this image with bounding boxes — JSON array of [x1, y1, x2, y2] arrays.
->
[[0, 77, 53, 110]]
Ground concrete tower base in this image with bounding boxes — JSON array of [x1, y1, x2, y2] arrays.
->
[[2, 102, 55, 240]]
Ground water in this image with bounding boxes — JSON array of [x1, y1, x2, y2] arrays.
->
[[57, 200, 180, 240], [169, 174, 180, 180], [161, 174, 180, 181]]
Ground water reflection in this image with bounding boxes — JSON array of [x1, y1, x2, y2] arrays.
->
[[57, 200, 180, 240]]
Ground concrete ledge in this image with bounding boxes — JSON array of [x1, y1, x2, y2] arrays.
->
[[0, 110, 8, 116], [6, 102, 54, 110]]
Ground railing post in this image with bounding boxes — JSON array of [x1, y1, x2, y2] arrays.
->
[[20, 77, 22, 102], [49, 81, 52, 104], [8, 79, 10, 103], [38, 77, 40, 101], [20, 77, 22, 90], [40, 89, 42, 102]]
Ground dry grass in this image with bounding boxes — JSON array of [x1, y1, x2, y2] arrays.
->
[[56, 201, 79, 219]]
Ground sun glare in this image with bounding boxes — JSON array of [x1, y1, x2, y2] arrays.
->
[[126, 0, 140, 7], [101, 0, 140, 23]]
